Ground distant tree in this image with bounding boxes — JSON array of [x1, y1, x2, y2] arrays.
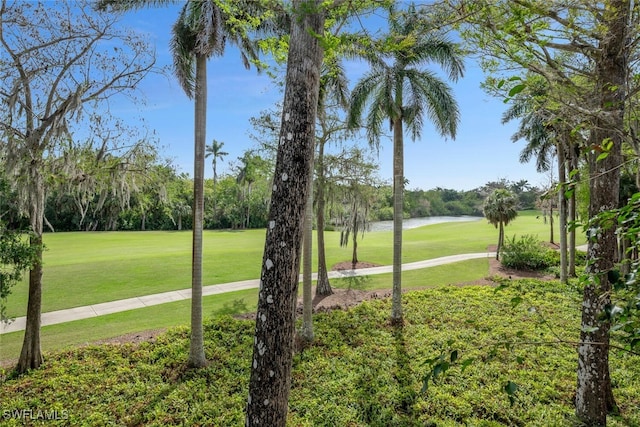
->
[[0, 0, 154, 373], [338, 189, 372, 268], [49, 135, 161, 232], [247, 105, 282, 164], [172, 201, 192, 231], [314, 57, 352, 296], [483, 189, 518, 260], [0, 223, 36, 325], [205, 139, 228, 184], [333, 148, 379, 268], [348, 3, 463, 324], [234, 151, 270, 229], [206, 139, 228, 219]]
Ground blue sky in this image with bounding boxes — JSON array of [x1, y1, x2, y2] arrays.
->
[[115, 4, 547, 192]]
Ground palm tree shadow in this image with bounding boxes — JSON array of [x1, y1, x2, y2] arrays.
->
[[392, 325, 417, 417], [344, 274, 371, 290]]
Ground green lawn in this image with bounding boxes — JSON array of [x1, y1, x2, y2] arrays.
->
[[0, 259, 488, 362], [5, 210, 563, 317], [1, 211, 574, 362]]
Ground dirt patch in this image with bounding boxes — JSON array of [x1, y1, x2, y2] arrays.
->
[[332, 260, 383, 271], [297, 287, 392, 314], [91, 329, 168, 346]]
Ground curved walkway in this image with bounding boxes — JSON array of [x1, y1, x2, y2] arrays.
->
[[1, 251, 497, 335]]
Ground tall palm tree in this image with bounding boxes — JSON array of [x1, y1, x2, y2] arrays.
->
[[205, 138, 228, 220], [173, 1, 263, 368], [205, 139, 228, 184], [347, 4, 463, 325], [502, 79, 578, 282], [483, 188, 519, 260], [100, 0, 264, 368]]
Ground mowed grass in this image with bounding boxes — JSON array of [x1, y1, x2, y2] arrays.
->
[[0, 259, 488, 362], [5, 229, 267, 316], [5, 211, 561, 317], [1, 211, 570, 362]]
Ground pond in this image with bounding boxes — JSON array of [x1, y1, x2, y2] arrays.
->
[[368, 215, 482, 232]]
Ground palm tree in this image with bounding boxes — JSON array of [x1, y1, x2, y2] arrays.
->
[[205, 139, 228, 220], [483, 189, 519, 260], [100, 0, 264, 368], [173, 1, 263, 368], [205, 139, 228, 184], [347, 4, 463, 325], [245, 1, 325, 422], [502, 79, 578, 282], [171, 200, 192, 230], [235, 151, 267, 228]]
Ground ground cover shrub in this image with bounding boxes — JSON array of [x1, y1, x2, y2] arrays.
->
[[500, 234, 557, 271], [1, 282, 638, 426]]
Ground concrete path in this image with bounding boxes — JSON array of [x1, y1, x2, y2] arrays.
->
[[1, 251, 496, 335]]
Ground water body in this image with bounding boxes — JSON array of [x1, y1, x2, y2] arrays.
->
[[369, 215, 482, 232]]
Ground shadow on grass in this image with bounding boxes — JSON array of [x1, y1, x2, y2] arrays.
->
[[342, 275, 371, 290], [350, 320, 420, 426], [212, 298, 250, 317], [393, 324, 418, 419]]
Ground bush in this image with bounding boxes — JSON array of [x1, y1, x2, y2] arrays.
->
[[373, 206, 394, 221], [500, 234, 557, 271]]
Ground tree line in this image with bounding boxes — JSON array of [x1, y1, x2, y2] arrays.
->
[[1, 155, 543, 233]]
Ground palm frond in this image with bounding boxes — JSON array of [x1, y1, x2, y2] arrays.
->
[[170, 4, 197, 98], [365, 88, 388, 152], [406, 69, 459, 139], [319, 58, 349, 110], [407, 35, 465, 82], [347, 70, 383, 130], [503, 89, 557, 173], [190, 1, 225, 57], [95, 0, 179, 12]]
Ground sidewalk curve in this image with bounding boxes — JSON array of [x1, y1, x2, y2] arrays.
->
[[1, 252, 495, 335]]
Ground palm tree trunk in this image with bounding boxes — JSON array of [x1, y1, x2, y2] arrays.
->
[[315, 139, 332, 296], [300, 172, 314, 342], [497, 222, 504, 260], [569, 145, 578, 277], [246, 2, 325, 424], [188, 53, 207, 369], [549, 200, 554, 244], [557, 142, 568, 283], [351, 207, 359, 268], [391, 117, 404, 325]]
